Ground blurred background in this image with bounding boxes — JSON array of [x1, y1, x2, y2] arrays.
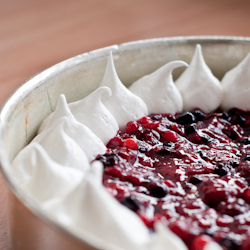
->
[[1, 0, 250, 249]]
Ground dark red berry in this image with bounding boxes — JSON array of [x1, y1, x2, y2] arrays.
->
[[125, 121, 139, 134], [123, 138, 138, 150], [121, 196, 140, 212], [175, 112, 196, 125], [161, 130, 178, 143]]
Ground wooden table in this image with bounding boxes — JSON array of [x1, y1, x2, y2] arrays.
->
[[1, 0, 250, 249]]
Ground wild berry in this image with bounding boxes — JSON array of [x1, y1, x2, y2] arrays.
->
[[123, 138, 138, 150], [125, 121, 139, 134], [191, 109, 206, 121], [121, 196, 140, 212], [161, 130, 178, 143], [149, 182, 168, 198], [175, 112, 196, 125]]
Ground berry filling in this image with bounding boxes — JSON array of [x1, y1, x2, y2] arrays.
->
[[95, 108, 250, 250]]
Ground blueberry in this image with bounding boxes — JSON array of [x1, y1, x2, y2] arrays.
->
[[241, 154, 250, 162], [238, 116, 246, 126], [149, 183, 168, 198], [228, 108, 241, 116], [96, 153, 119, 167], [232, 161, 239, 168], [232, 115, 246, 126], [221, 111, 229, 120], [191, 109, 206, 121], [175, 112, 196, 125], [237, 138, 250, 144], [154, 145, 171, 156], [223, 129, 238, 140], [163, 142, 174, 147], [214, 163, 228, 176], [189, 176, 202, 185], [200, 133, 210, 143], [228, 108, 246, 126], [121, 196, 141, 212], [184, 124, 196, 134], [138, 147, 147, 153], [198, 150, 207, 160]]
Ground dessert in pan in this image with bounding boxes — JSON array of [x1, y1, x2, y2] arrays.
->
[[12, 44, 250, 250]]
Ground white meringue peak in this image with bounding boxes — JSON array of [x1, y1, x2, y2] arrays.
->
[[33, 95, 106, 168], [98, 51, 148, 129], [43, 161, 151, 250], [175, 44, 222, 113], [38, 94, 74, 133], [68, 87, 119, 144], [39, 89, 119, 145], [129, 60, 187, 114], [221, 52, 250, 111], [34, 117, 92, 170], [12, 143, 84, 202]]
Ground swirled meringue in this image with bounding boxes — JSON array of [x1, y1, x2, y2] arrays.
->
[[175, 44, 222, 113], [12, 143, 84, 202], [38, 87, 118, 145], [129, 61, 187, 114], [33, 95, 106, 167], [43, 161, 151, 250], [98, 52, 148, 129], [221, 52, 250, 111], [68, 87, 119, 144]]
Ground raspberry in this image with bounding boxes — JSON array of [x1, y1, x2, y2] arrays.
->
[[107, 136, 123, 148], [161, 130, 178, 143], [125, 121, 139, 134], [138, 116, 152, 124], [123, 138, 138, 150], [144, 121, 160, 130]]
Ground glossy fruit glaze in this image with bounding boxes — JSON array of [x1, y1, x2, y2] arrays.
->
[[95, 108, 250, 250]]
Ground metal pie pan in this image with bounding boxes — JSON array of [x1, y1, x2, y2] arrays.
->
[[1, 36, 250, 250]]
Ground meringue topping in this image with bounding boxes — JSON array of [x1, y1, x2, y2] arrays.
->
[[33, 95, 106, 167], [129, 60, 187, 114], [43, 161, 151, 250], [68, 87, 119, 144], [12, 143, 84, 202], [175, 44, 223, 113], [221, 52, 250, 111], [98, 52, 148, 129], [39, 87, 119, 145]]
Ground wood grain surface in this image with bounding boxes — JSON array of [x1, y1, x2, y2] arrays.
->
[[1, 0, 250, 249]]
